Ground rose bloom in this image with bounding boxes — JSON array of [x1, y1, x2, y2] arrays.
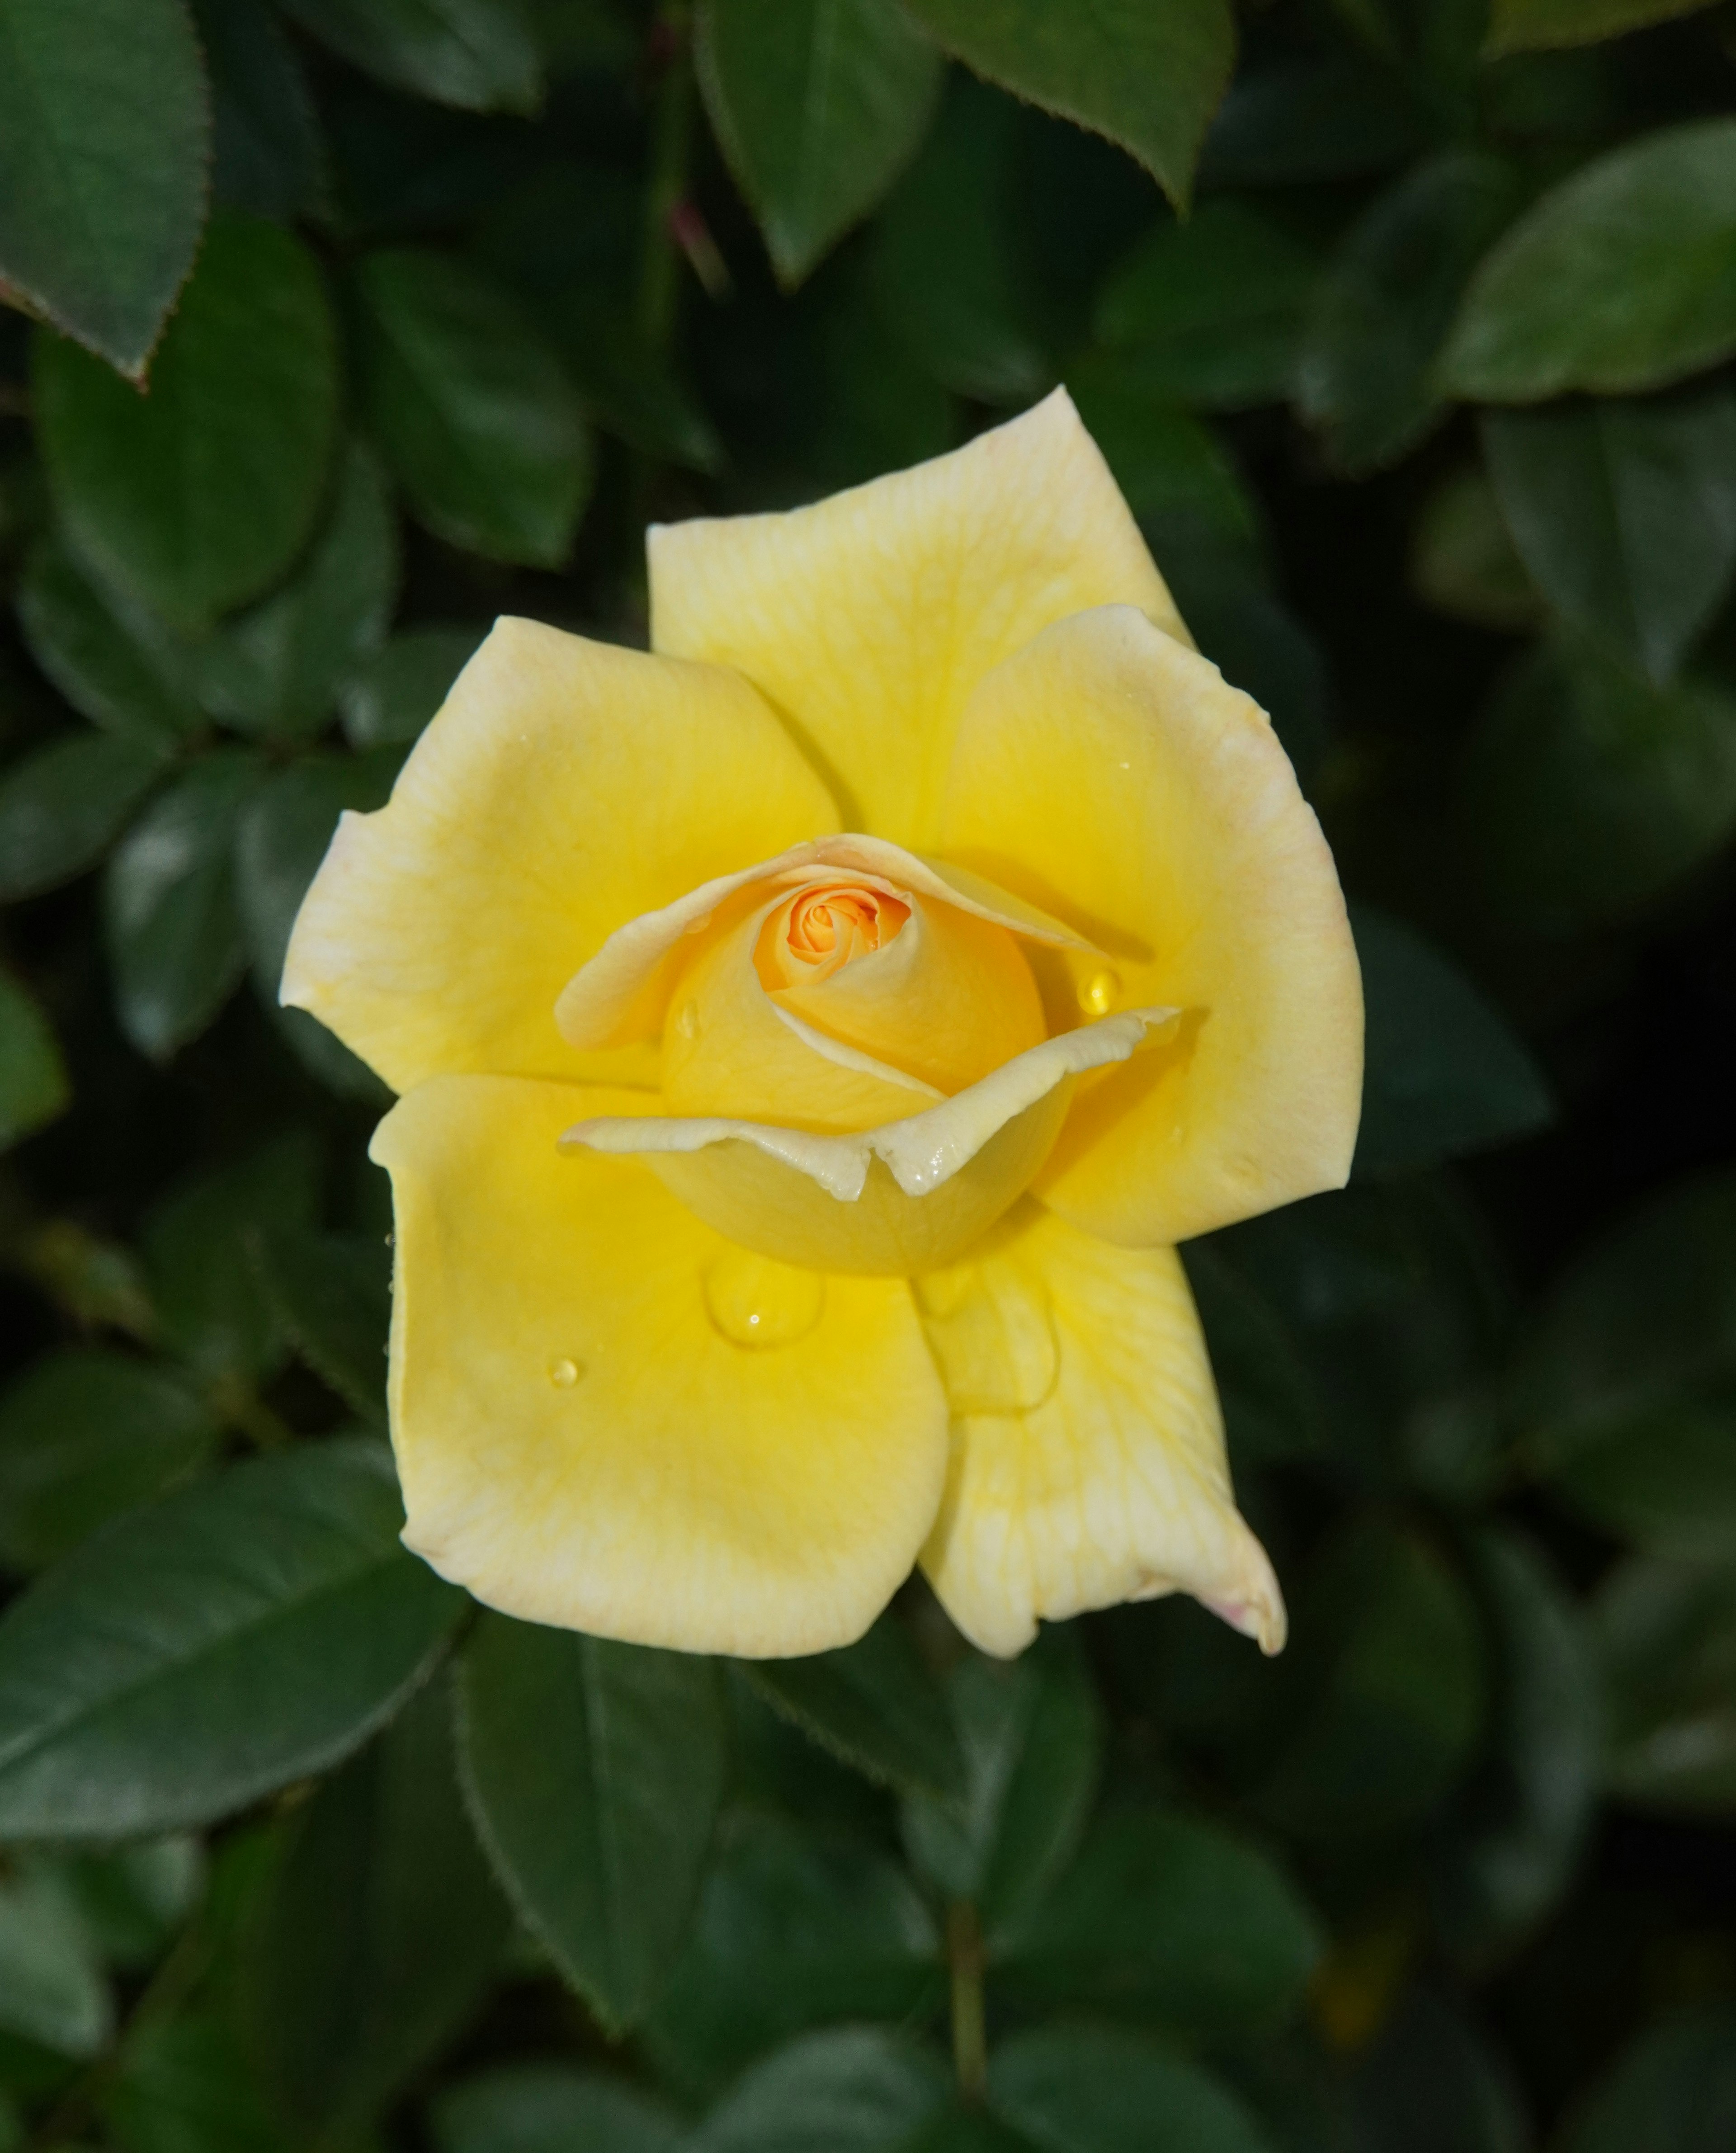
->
[[284, 392, 1362, 1662]]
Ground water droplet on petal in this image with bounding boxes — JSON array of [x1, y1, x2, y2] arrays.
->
[[1080, 968, 1119, 1018], [703, 1248, 824, 1350], [548, 1357, 582, 1388], [673, 1000, 699, 1040]]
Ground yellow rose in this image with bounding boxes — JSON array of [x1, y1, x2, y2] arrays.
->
[[283, 391, 1362, 1662]]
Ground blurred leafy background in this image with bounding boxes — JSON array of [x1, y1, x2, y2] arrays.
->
[[1, 0, 1736, 2146]]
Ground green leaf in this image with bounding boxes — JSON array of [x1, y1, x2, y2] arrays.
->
[[1094, 200, 1319, 411], [104, 747, 264, 1062], [901, 1631, 1102, 1934], [0, 732, 169, 902], [432, 2064, 685, 2153], [642, 1810, 941, 2102], [1300, 151, 1522, 473], [201, 444, 401, 741], [741, 1612, 962, 1804], [1252, 1518, 1487, 1842], [0, 1865, 111, 2059], [0, 1348, 217, 1573], [1592, 1553, 1736, 1811], [1561, 2001, 1736, 2153], [997, 1809, 1323, 2035], [354, 247, 592, 568], [1410, 465, 1542, 631], [989, 2024, 1277, 2153], [0, 1439, 464, 1839], [1346, 1987, 1530, 2153], [1491, 386, 1736, 686], [871, 78, 1051, 406], [903, 0, 1235, 209], [1486, 0, 1720, 57], [456, 1614, 725, 2032], [195, 0, 324, 222], [17, 535, 201, 747], [105, 2011, 291, 2153], [1066, 359, 1259, 550], [1433, 1525, 1602, 1964], [696, 0, 941, 288], [340, 625, 483, 749], [0, 973, 68, 1150], [34, 215, 341, 633], [242, 1676, 510, 2134], [1202, 55, 1428, 188], [59, 1837, 203, 1970], [1551, 1402, 1736, 1556], [0, 0, 208, 377], [1182, 1242, 1321, 1464], [1351, 904, 1552, 1176], [1509, 1172, 1736, 1466], [1464, 639, 1736, 931], [142, 1133, 320, 1386], [277, 0, 542, 114], [252, 1229, 391, 1424], [693, 2029, 950, 2153], [1440, 118, 1736, 402]]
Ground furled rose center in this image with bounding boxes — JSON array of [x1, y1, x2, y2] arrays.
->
[[760, 882, 910, 987]]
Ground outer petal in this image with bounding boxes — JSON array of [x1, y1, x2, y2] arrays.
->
[[647, 389, 1186, 850], [371, 1077, 948, 1657], [283, 619, 840, 1093], [937, 605, 1363, 1247], [916, 1203, 1284, 1660]]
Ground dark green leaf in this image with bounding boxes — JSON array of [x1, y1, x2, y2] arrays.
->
[[1351, 904, 1552, 1176], [0, 1440, 464, 1839], [340, 624, 482, 748], [1441, 118, 1736, 401], [142, 1133, 320, 1387], [1095, 200, 1318, 411], [253, 1229, 391, 1424], [1592, 1553, 1736, 1811], [903, 0, 1234, 209], [742, 1613, 962, 1804], [1434, 1525, 1601, 1964], [871, 78, 1051, 405], [0, 973, 68, 1150], [104, 747, 264, 1061], [1346, 1987, 1530, 2153], [1183, 1242, 1321, 1464], [433, 2064, 684, 2153], [1551, 1402, 1736, 1555], [1301, 152, 1521, 473], [194, 0, 324, 222], [1202, 56, 1428, 187], [354, 247, 592, 567], [1410, 466, 1542, 631], [901, 1630, 1102, 1935], [105, 2011, 290, 2153], [17, 535, 201, 747], [58, 1837, 203, 1971], [0, 1348, 217, 1573], [693, 2029, 950, 2153], [696, 0, 941, 288], [642, 1810, 941, 2101], [0, 1864, 111, 2058], [201, 444, 400, 740], [34, 215, 341, 632], [243, 1676, 510, 2133], [1484, 389, 1736, 685], [1486, 0, 1720, 57], [0, 0, 208, 377], [1066, 359, 1259, 550], [278, 0, 542, 114], [1561, 2001, 1736, 2153], [989, 2024, 1277, 2153], [1464, 638, 1736, 930], [456, 1614, 725, 2032], [0, 732, 169, 902], [1253, 1518, 1487, 1842], [998, 1808, 1323, 2035]]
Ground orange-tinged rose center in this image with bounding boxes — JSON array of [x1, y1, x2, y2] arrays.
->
[[758, 882, 911, 989]]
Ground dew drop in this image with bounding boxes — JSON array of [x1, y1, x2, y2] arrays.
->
[[1080, 968, 1119, 1018], [703, 1248, 824, 1350], [547, 1357, 582, 1388], [673, 1000, 699, 1040]]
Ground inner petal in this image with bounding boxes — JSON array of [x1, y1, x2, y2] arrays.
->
[[762, 883, 911, 987]]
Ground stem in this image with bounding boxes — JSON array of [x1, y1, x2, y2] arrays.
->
[[638, 0, 695, 357], [947, 1900, 987, 2100], [210, 1377, 294, 1451]]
